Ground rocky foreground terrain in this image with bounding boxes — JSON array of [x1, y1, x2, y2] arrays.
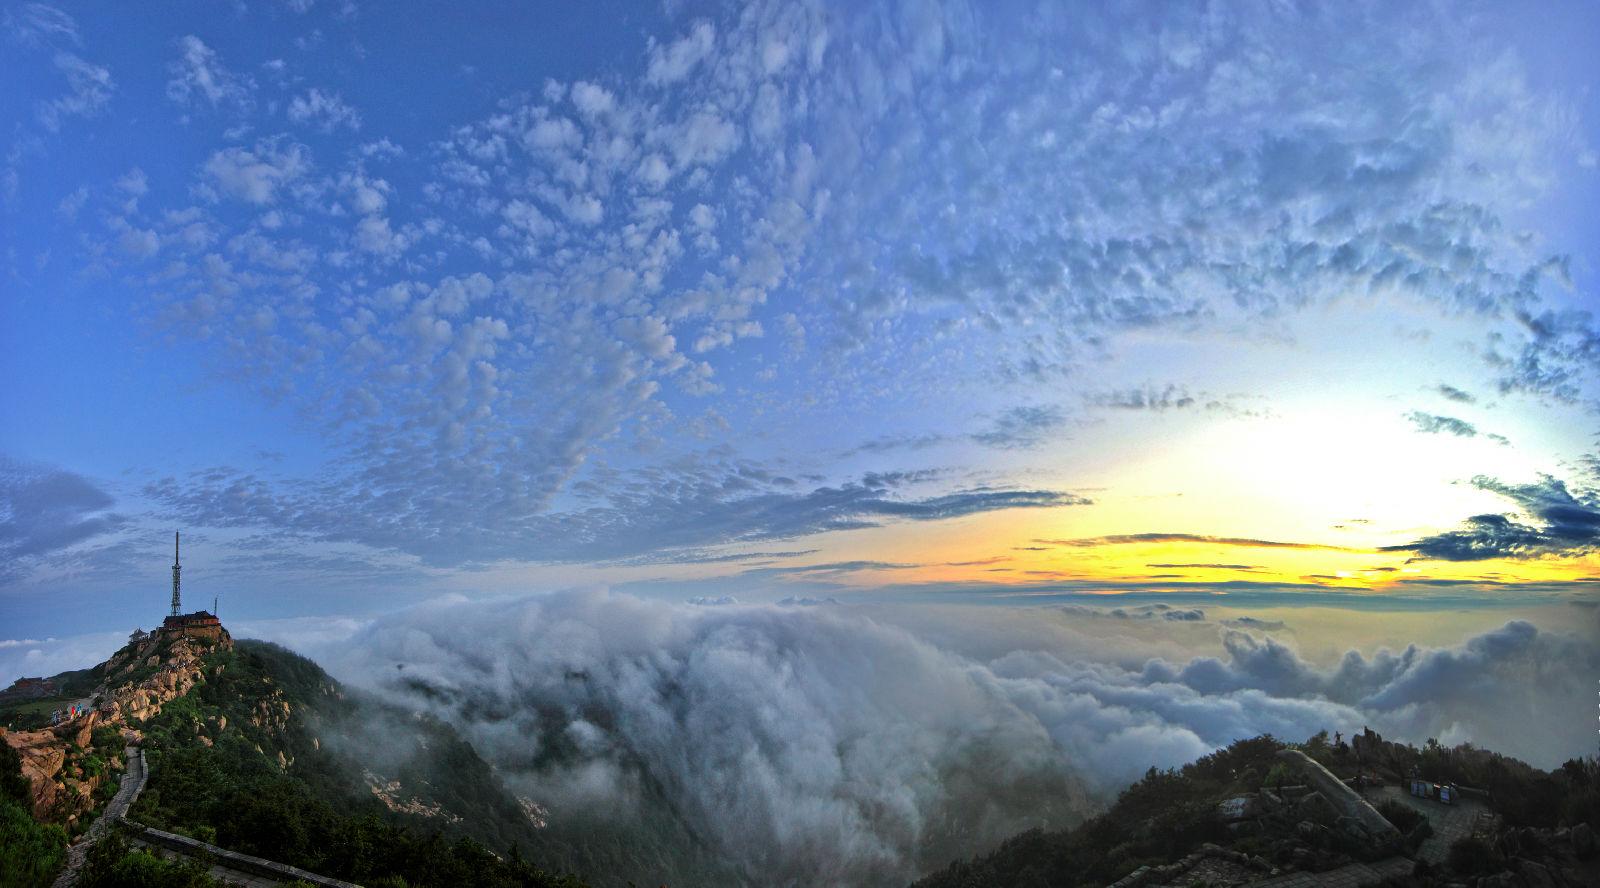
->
[[1, 628, 599, 887], [2, 628, 229, 830]]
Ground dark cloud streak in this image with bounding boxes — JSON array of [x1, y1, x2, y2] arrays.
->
[[145, 459, 1092, 566], [1036, 533, 1358, 552], [1385, 474, 1600, 561], [0, 457, 127, 581]]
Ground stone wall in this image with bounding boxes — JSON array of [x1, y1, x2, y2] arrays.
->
[[124, 822, 363, 888], [101, 749, 364, 888]]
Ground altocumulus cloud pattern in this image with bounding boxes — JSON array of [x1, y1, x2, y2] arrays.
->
[[4, 0, 1592, 577]]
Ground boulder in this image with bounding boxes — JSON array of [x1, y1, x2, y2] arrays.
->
[[1217, 794, 1260, 821], [1297, 790, 1339, 825], [1572, 822, 1594, 859], [1514, 858, 1556, 888], [1274, 749, 1402, 853]]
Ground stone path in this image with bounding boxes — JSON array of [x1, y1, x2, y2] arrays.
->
[[128, 822, 360, 888], [1153, 855, 1259, 886], [50, 744, 146, 888], [1245, 856, 1412, 888], [50, 745, 357, 888], [133, 842, 295, 888], [1363, 783, 1489, 865], [1232, 784, 1490, 886]]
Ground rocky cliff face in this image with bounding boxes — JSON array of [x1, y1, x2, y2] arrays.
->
[[101, 632, 226, 724], [4, 725, 68, 816], [0, 627, 232, 825]]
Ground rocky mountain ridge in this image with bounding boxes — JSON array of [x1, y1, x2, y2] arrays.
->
[[1, 627, 232, 829], [911, 731, 1600, 888]]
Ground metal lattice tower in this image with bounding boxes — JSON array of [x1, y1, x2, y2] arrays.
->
[[170, 531, 182, 617]]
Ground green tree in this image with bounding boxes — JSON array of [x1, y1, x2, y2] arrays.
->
[[0, 740, 68, 888]]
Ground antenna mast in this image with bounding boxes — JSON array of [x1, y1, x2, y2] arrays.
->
[[170, 532, 182, 617]]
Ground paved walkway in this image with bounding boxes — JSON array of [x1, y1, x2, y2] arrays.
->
[[132, 841, 292, 888], [50, 745, 356, 888], [1236, 784, 1489, 886], [1245, 856, 1412, 888], [50, 744, 145, 888], [1362, 783, 1489, 865]]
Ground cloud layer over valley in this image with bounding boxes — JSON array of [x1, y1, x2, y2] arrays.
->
[[322, 591, 1598, 886]]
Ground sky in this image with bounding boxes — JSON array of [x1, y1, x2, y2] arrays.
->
[[1, 0, 1599, 762]]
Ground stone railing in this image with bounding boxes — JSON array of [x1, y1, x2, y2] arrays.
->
[[120, 820, 363, 888], [105, 748, 363, 888]]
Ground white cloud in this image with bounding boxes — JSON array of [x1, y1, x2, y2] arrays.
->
[[202, 140, 309, 204], [646, 21, 715, 85], [55, 185, 87, 219], [288, 87, 362, 131], [323, 591, 1595, 886], [635, 153, 670, 189], [117, 225, 159, 257], [0, 631, 130, 687], [79, 1, 1595, 596], [38, 52, 112, 131], [569, 80, 615, 119], [668, 110, 739, 169], [166, 35, 253, 109], [4, 3, 79, 48], [353, 214, 405, 255]]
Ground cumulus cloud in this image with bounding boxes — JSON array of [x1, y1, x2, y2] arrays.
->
[[287, 87, 362, 131], [1387, 473, 1600, 561], [646, 21, 715, 85], [324, 591, 1594, 885], [202, 139, 309, 203], [166, 35, 252, 109], [333, 592, 1096, 885]]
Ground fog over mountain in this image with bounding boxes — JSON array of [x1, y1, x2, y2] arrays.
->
[[313, 591, 1597, 884]]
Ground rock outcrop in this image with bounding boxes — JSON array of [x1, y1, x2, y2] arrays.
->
[[2, 726, 67, 816], [1275, 749, 1403, 855], [1, 627, 232, 823]]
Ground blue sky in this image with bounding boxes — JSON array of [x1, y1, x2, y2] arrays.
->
[[3, 0, 1599, 647]]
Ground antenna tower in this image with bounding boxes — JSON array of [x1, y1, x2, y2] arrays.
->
[[170, 532, 182, 617]]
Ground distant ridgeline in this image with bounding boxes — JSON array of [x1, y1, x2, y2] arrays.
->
[[912, 731, 1600, 888]]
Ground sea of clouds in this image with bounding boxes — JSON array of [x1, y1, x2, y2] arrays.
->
[[310, 590, 1597, 885]]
